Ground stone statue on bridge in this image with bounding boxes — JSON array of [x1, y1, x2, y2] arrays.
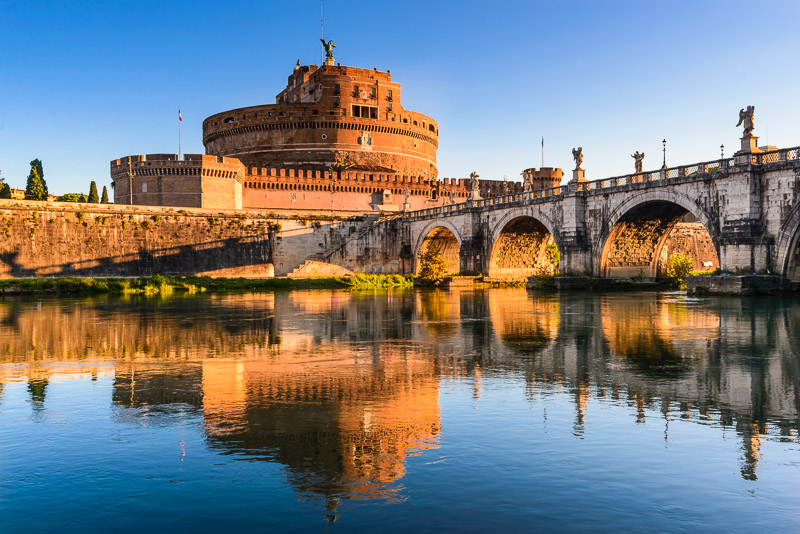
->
[[572, 147, 583, 170], [737, 105, 755, 136], [467, 171, 482, 201], [631, 151, 645, 173]]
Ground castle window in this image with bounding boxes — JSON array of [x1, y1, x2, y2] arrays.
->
[[351, 105, 377, 119], [353, 85, 359, 96], [333, 98, 340, 107], [334, 83, 340, 94], [387, 103, 393, 112], [224, 117, 235, 124], [387, 90, 393, 101], [312, 110, 319, 116], [268, 112, 272, 117], [279, 111, 285, 117], [403, 118, 408, 123], [429, 124, 435, 132], [321, 134, 327, 140], [142, 183, 147, 193], [371, 87, 376, 98]]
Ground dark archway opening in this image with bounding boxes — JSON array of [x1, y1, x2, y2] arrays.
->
[[488, 216, 558, 279], [416, 227, 460, 275], [601, 201, 719, 278]]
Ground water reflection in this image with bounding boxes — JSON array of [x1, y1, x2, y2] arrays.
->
[[1, 289, 799, 502]]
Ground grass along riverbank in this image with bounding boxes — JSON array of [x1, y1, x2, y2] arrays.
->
[[0, 274, 414, 295]]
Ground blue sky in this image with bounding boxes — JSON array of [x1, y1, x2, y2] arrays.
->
[[1, 0, 799, 195]]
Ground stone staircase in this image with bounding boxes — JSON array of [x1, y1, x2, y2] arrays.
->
[[286, 214, 385, 277]]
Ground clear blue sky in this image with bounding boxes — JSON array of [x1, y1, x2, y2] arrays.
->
[[1, 0, 799, 195]]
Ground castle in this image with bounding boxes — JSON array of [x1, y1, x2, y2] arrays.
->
[[111, 53, 562, 212]]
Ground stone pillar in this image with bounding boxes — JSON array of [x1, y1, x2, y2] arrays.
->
[[716, 168, 771, 273], [453, 212, 482, 274], [557, 192, 592, 275]]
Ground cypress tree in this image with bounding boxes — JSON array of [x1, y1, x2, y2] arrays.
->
[[88, 181, 99, 203], [101, 185, 109, 204], [25, 159, 48, 201], [0, 171, 10, 199]]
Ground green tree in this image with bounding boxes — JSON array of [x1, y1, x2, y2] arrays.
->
[[666, 252, 694, 289], [24, 159, 48, 200], [545, 243, 559, 267], [88, 181, 99, 203], [0, 170, 10, 199], [101, 185, 109, 204], [418, 244, 449, 286], [56, 193, 84, 202]]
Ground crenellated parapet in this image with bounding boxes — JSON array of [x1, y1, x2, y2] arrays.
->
[[521, 167, 564, 191], [110, 154, 246, 209]]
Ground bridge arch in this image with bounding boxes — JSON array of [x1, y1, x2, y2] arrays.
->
[[775, 202, 800, 280], [487, 207, 561, 279], [413, 220, 462, 275], [596, 191, 720, 278]]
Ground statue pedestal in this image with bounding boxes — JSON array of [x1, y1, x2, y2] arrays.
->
[[324, 58, 335, 67], [736, 135, 763, 155], [734, 135, 763, 165], [403, 201, 410, 212], [467, 188, 482, 202], [570, 169, 586, 183]]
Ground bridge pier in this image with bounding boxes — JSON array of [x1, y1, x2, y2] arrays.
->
[[557, 192, 592, 276]]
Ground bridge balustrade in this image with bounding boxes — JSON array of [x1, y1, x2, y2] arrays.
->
[[401, 146, 799, 219]]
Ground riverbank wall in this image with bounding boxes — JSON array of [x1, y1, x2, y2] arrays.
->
[[0, 199, 383, 278]]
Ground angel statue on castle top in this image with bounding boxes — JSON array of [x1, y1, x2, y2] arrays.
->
[[321, 39, 336, 61]]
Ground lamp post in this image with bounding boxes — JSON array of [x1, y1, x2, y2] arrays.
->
[[720, 144, 725, 159], [662, 139, 667, 169]]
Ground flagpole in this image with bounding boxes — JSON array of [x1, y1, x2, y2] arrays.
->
[[541, 136, 544, 168], [178, 106, 182, 160]]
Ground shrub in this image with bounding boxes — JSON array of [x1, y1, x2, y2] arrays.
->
[[418, 244, 449, 286], [666, 252, 693, 288]]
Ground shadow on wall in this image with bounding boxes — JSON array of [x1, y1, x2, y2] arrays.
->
[[0, 235, 272, 278]]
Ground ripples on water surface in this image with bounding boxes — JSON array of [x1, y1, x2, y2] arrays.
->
[[1, 289, 799, 532]]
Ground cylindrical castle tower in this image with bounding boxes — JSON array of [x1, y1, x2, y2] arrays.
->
[[202, 63, 438, 180]]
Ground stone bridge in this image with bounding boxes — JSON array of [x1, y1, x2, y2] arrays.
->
[[402, 145, 800, 280]]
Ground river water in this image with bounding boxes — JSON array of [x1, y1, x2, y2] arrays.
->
[[1, 289, 799, 532]]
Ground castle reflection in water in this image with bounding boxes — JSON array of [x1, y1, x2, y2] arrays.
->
[[1, 289, 799, 505]]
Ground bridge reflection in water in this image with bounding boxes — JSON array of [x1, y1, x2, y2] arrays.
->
[[1, 289, 799, 511]]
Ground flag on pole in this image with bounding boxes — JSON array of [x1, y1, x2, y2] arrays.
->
[[179, 108, 182, 122]]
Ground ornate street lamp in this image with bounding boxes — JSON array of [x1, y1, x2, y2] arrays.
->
[[662, 139, 667, 169], [720, 144, 725, 159]]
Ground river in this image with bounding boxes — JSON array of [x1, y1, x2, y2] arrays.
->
[[1, 289, 799, 532]]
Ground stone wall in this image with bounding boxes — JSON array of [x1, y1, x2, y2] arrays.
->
[[0, 199, 273, 278], [660, 222, 720, 272], [0, 199, 379, 278]]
